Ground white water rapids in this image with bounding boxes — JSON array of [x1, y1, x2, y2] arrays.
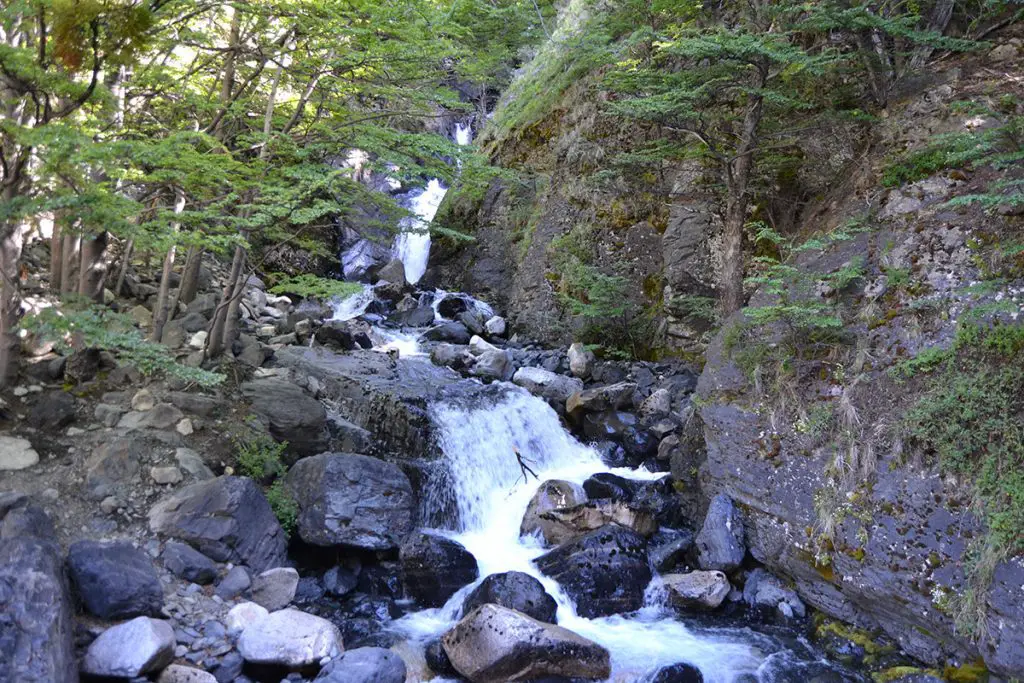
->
[[394, 388, 814, 683]]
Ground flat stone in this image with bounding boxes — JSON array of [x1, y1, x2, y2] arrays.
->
[[237, 608, 343, 668], [132, 389, 156, 411], [81, 617, 175, 678], [0, 436, 39, 471], [250, 567, 299, 611], [152, 466, 183, 485], [158, 664, 218, 683], [663, 571, 731, 610], [119, 403, 185, 430]]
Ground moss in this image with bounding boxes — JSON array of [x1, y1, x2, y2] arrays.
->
[[873, 666, 943, 683], [942, 660, 989, 682], [816, 619, 894, 657]]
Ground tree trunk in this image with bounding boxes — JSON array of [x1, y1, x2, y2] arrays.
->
[[205, 244, 245, 360], [220, 252, 247, 353], [114, 238, 134, 297], [60, 233, 80, 294], [171, 245, 202, 312], [0, 221, 27, 388], [151, 189, 186, 343], [719, 93, 764, 316], [49, 219, 63, 292], [77, 231, 108, 302]]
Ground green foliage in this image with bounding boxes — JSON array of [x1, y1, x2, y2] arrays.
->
[[234, 434, 289, 483], [20, 302, 223, 387], [267, 274, 364, 301], [266, 480, 299, 539]]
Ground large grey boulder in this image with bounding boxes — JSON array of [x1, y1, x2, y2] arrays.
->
[[314, 646, 406, 683], [237, 608, 343, 668], [400, 531, 478, 608], [461, 571, 557, 624], [534, 525, 651, 618], [662, 571, 731, 611], [567, 342, 595, 379], [148, 476, 288, 572], [566, 381, 638, 415], [67, 540, 163, 620], [537, 499, 658, 546], [81, 617, 174, 678], [520, 479, 587, 539], [470, 348, 514, 381], [286, 453, 415, 550], [442, 604, 610, 681], [695, 493, 745, 572], [512, 367, 584, 404], [241, 378, 329, 460], [0, 537, 77, 683]]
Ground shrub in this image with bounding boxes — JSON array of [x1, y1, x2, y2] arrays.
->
[[234, 433, 288, 483], [266, 480, 298, 539]]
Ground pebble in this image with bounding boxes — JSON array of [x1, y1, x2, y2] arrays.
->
[[131, 389, 156, 411], [151, 466, 183, 485], [176, 418, 194, 436]]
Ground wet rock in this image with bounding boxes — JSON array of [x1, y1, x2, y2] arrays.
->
[[462, 571, 558, 624], [162, 541, 217, 585], [470, 348, 514, 381], [67, 540, 163, 620], [649, 528, 695, 573], [442, 603, 610, 681], [421, 321, 471, 344], [431, 343, 470, 370], [582, 473, 636, 501], [512, 367, 584, 404], [286, 453, 415, 550], [534, 525, 651, 618], [158, 664, 218, 683], [216, 565, 251, 600], [314, 646, 406, 683], [400, 531, 478, 608], [26, 391, 76, 429], [395, 305, 435, 327], [650, 662, 705, 682], [323, 566, 358, 598], [663, 571, 731, 610], [568, 342, 595, 379], [621, 425, 658, 461], [695, 494, 745, 572], [538, 499, 658, 545], [459, 311, 485, 335], [436, 295, 469, 319], [319, 320, 374, 351], [251, 567, 299, 611], [425, 637, 458, 676], [149, 476, 288, 572], [241, 378, 329, 460], [0, 537, 76, 683], [742, 569, 806, 620], [237, 608, 343, 668], [0, 436, 39, 471], [566, 381, 637, 415], [81, 617, 175, 678], [85, 437, 141, 500], [521, 480, 587, 538], [582, 410, 637, 440], [376, 259, 407, 287]]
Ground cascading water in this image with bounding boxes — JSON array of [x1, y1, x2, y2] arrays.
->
[[330, 284, 375, 321], [397, 385, 856, 683], [392, 122, 474, 285]]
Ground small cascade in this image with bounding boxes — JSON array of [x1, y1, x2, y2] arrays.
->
[[330, 284, 375, 321]]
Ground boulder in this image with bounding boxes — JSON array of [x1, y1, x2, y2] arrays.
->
[[0, 537, 77, 683], [650, 662, 705, 682], [251, 567, 299, 611], [534, 525, 651, 618], [226, 602, 269, 636], [318, 320, 373, 351], [400, 531, 478, 608], [394, 305, 435, 327], [662, 571, 731, 610], [148, 476, 288, 572], [376, 259, 407, 287], [512, 367, 584, 404], [425, 637, 458, 677], [442, 604, 610, 681], [26, 391, 76, 429], [0, 503, 54, 539], [695, 494, 745, 572], [639, 388, 673, 418], [158, 664, 218, 683], [314, 646, 406, 683], [470, 348, 514, 381], [162, 541, 217, 585], [66, 540, 163, 620], [420, 321, 471, 344], [649, 528, 695, 573], [567, 342, 595, 379], [84, 438, 141, 501], [323, 566, 358, 598], [742, 568, 806, 620], [520, 480, 587, 539], [435, 295, 469, 319], [431, 343, 470, 370], [286, 453, 415, 550], [0, 436, 39, 471], [241, 378, 329, 460], [462, 571, 558, 624], [237, 608, 343, 668], [538, 499, 658, 546], [216, 565, 251, 600], [583, 473, 685, 528], [458, 311, 485, 335], [118, 403, 185, 430], [468, 334, 498, 355], [484, 316, 507, 337], [566, 381, 637, 415], [81, 617, 175, 678]]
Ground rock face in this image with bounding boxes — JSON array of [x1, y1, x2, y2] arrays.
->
[[81, 617, 175, 678], [537, 499, 658, 546], [148, 476, 288, 572], [662, 571, 731, 611], [462, 571, 558, 624], [286, 453, 415, 550], [512, 366, 584, 404], [66, 540, 163, 620], [0, 536, 77, 683], [695, 493, 745, 572], [400, 531, 478, 608], [314, 646, 406, 683], [241, 378, 329, 459], [443, 604, 610, 681], [237, 608, 343, 668], [534, 525, 651, 618], [520, 479, 587, 539]]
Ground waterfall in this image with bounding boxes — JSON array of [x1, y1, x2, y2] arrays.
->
[[330, 284, 375, 321], [391, 121, 474, 285]]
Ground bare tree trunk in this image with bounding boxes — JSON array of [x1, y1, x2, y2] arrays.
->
[[171, 245, 201, 313], [205, 244, 245, 359], [719, 93, 764, 316], [0, 221, 27, 388], [220, 251, 247, 352], [49, 219, 63, 292], [60, 233, 80, 294], [114, 238, 134, 297], [213, 6, 241, 141], [77, 231, 108, 302], [151, 189, 186, 342]]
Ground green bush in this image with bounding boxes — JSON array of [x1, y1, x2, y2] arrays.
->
[[266, 480, 299, 539], [234, 433, 288, 483]]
